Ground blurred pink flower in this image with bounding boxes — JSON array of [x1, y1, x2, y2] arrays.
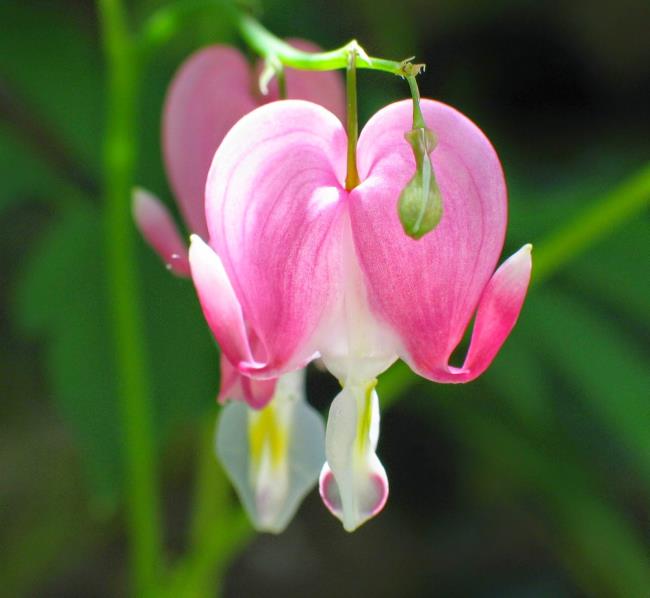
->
[[190, 98, 532, 530]]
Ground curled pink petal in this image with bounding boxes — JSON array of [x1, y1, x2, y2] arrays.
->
[[217, 355, 243, 404], [240, 376, 278, 409], [218, 355, 277, 409], [132, 187, 190, 277], [206, 100, 348, 377], [163, 46, 257, 237], [255, 39, 346, 122], [188, 234, 257, 369], [432, 244, 533, 381], [351, 99, 514, 382]]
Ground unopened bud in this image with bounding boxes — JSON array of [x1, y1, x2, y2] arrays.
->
[[398, 127, 443, 240]]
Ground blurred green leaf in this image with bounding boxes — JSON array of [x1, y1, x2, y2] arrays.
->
[[137, 236, 219, 443], [524, 287, 650, 485], [434, 397, 650, 597], [0, 123, 80, 214], [567, 216, 650, 329], [0, 1, 103, 176], [483, 335, 554, 428], [15, 204, 220, 503], [15, 205, 121, 505]]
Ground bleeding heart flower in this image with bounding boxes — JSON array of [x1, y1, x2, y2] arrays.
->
[[190, 98, 532, 531], [134, 42, 344, 533]]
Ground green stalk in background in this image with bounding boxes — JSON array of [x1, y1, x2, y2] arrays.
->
[[533, 161, 650, 285], [97, 0, 162, 595]]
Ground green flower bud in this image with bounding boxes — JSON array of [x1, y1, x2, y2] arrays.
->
[[398, 127, 443, 240]]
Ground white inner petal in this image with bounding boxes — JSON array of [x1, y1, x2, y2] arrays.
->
[[322, 382, 388, 531], [317, 211, 399, 383], [216, 369, 325, 533]]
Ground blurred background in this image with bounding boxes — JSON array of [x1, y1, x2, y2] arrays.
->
[[1, 0, 648, 596]]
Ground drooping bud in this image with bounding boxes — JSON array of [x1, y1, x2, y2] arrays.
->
[[398, 126, 442, 239], [398, 73, 443, 240]]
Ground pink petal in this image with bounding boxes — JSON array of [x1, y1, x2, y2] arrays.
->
[[240, 376, 278, 409], [205, 100, 347, 377], [255, 39, 346, 123], [163, 46, 257, 237], [350, 99, 514, 382], [188, 234, 257, 369], [218, 355, 277, 409], [132, 187, 190, 277], [447, 244, 532, 381], [217, 355, 243, 403]]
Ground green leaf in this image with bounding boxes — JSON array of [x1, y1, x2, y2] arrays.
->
[[15, 205, 219, 503], [137, 237, 219, 442], [566, 217, 650, 329], [0, 1, 103, 175], [15, 205, 121, 505], [436, 398, 650, 597], [522, 287, 650, 485], [483, 332, 554, 428], [0, 123, 80, 215]]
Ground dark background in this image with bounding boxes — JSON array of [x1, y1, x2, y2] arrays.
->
[[1, 0, 649, 596]]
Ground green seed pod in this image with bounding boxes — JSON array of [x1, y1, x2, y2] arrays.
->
[[398, 127, 443, 240]]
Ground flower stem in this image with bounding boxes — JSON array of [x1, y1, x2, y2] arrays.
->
[[164, 418, 252, 596], [139, 0, 418, 76], [345, 50, 360, 191], [98, 0, 162, 594], [406, 75, 426, 130]]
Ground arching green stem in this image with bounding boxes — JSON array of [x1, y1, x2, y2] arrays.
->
[[139, 0, 421, 77]]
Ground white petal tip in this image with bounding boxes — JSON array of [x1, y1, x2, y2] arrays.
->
[[319, 463, 388, 532]]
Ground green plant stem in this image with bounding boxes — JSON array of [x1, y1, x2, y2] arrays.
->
[[189, 417, 228, 551], [532, 162, 650, 286], [140, 0, 412, 75], [236, 13, 402, 73], [406, 75, 425, 129], [345, 50, 360, 191], [98, 0, 162, 595], [165, 418, 252, 597]]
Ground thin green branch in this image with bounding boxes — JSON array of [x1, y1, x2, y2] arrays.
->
[[532, 162, 650, 286], [189, 416, 228, 550], [406, 74, 425, 129], [139, 0, 417, 76], [97, 0, 162, 595]]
